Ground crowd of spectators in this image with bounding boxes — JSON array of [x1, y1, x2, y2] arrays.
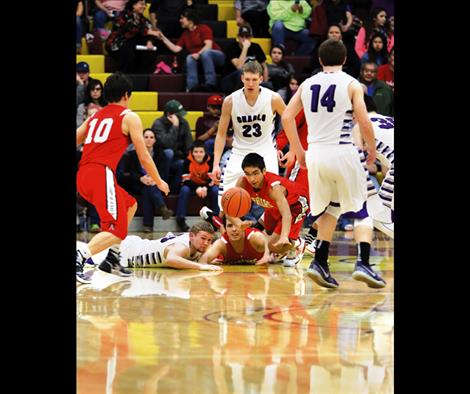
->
[[76, 0, 395, 232]]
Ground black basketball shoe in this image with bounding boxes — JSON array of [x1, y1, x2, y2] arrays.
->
[[98, 248, 132, 277]]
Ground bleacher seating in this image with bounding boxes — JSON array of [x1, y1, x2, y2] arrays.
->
[[77, 0, 328, 223]]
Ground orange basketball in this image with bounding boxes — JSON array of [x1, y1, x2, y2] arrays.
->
[[221, 187, 252, 218]]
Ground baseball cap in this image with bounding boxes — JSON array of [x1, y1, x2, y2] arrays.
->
[[207, 95, 223, 106], [238, 25, 253, 37], [164, 99, 187, 116], [77, 61, 90, 73]]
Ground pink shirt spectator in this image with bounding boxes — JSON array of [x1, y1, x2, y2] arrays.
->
[[355, 27, 394, 58]]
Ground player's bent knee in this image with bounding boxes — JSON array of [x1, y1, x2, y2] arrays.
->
[[354, 216, 373, 229], [325, 204, 341, 219]]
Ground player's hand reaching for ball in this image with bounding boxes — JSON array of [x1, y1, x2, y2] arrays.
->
[[273, 235, 291, 249]]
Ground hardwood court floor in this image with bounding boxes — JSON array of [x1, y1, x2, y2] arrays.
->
[[77, 230, 393, 393]]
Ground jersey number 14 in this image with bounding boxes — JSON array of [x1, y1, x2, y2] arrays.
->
[[310, 84, 336, 112]]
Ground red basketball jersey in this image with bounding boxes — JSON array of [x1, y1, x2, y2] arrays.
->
[[243, 172, 304, 212], [79, 104, 132, 171], [221, 228, 264, 263]]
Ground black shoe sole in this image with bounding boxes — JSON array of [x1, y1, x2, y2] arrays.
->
[[306, 269, 339, 289], [98, 261, 132, 277]]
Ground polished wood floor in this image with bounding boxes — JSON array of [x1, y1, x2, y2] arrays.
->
[[77, 230, 393, 393]]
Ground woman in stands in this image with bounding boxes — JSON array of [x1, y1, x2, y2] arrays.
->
[[105, 0, 161, 74], [76, 79, 107, 127]]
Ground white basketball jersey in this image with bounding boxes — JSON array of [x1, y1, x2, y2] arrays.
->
[[301, 71, 357, 145], [122, 233, 200, 268], [369, 113, 394, 168], [230, 87, 276, 152]]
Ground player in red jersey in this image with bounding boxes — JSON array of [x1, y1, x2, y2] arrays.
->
[[277, 109, 318, 255], [76, 72, 169, 284], [230, 152, 309, 266], [199, 217, 271, 265]]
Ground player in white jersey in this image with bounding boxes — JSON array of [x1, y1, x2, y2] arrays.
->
[[211, 61, 286, 209], [353, 94, 394, 238], [79, 221, 222, 273], [282, 39, 386, 289]]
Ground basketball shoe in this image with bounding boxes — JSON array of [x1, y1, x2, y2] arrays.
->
[[200, 206, 223, 231], [282, 237, 306, 267], [352, 261, 386, 288], [76, 249, 93, 284], [305, 260, 339, 289], [98, 248, 132, 277]]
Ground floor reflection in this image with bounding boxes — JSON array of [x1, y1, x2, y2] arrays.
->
[[78, 253, 393, 393]]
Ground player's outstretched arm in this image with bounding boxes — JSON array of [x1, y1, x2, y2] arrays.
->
[[282, 84, 306, 168], [270, 186, 292, 248], [125, 111, 169, 195], [166, 243, 223, 271], [212, 96, 233, 181], [250, 231, 271, 265], [199, 239, 226, 264]]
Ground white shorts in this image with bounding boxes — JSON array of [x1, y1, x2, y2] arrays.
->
[[306, 144, 367, 216], [218, 148, 278, 208]]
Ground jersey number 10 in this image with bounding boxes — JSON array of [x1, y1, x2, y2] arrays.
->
[[84, 118, 114, 144], [310, 84, 336, 112]]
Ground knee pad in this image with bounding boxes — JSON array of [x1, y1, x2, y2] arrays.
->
[[325, 204, 341, 219], [354, 216, 373, 229]]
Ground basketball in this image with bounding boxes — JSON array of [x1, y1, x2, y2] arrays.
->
[[221, 187, 252, 217]]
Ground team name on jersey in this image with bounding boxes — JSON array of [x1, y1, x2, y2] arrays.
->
[[236, 114, 267, 123], [251, 196, 273, 208]]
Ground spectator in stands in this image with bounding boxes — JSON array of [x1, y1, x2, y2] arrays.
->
[[277, 74, 300, 104], [377, 46, 394, 91], [360, 32, 389, 66], [105, 0, 161, 74], [76, 1, 84, 53], [234, 0, 270, 38], [267, 44, 295, 92], [156, 8, 225, 92], [151, 100, 193, 194], [93, 0, 127, 40], [176, 140, 219, 232], [323, 0, 355, 45], [355, 7, 394, 59], [126, 129, 174, 232], [307, 24, 360, 78], [76, 79, 108, 127], [372, 0, 394, 18], [76, 61, 93, 107], [358, 62, 393, 116], [149, 0, 192, 39], [195, 95, 223, 157], [220, 24, 269, 94], [267, 0, 316, 56]]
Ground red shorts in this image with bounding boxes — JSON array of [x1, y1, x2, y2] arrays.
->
[[77, 163, 136, 240], [263, 197, 309, 240]]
